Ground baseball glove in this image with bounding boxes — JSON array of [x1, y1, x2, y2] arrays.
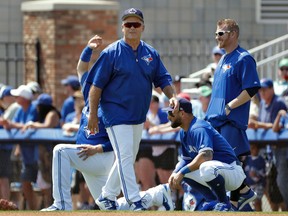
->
[[0, 199, 19, 210]]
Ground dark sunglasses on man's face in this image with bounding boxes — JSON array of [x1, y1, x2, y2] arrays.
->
[[123, 22, 142, 28], [168, 111, 175, 117], [215, 31, 231, 37]]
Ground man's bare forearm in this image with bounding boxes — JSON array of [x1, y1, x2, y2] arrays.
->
[[228, 90, 251, 109], [89, 85, 102, 116]]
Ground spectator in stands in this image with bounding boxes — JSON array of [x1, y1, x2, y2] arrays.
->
[[27, 81, 42, 101], [249, 78, 288, 211], [271, 108, 288, 210], [148, 95, 175, 186], [195, 85, 212, 119], [243, 143, 266, 211], [273, 58, 288, 105], [0, 85, 18, 200], [0, 85, 38, 210], [60, 75, 80, 124], [22, 93, 61, 208], [206, 45, 225, 75], [0, 85, 22, 206], [173, 75, 186, 95]]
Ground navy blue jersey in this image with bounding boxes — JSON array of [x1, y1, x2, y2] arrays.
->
[[61, 96, 75, 122], [205, 45, 260, 130], [258, 94, 287, 123], [87, 39, 172, 127], [75, 72, 112, 152], [180, 117, 237, 164]]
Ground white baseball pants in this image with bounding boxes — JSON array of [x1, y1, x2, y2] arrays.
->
[[102, 124, 143, 204], [185, 160, 246, 191], [51, 144, 114, 210]]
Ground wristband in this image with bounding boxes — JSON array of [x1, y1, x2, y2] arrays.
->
[[80, 46, 93, 62], [180, 166, 190, 175], [225, 104, 232, 111]]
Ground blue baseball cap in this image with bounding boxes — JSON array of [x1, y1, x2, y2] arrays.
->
[[162, 98, 192, 114], [61, 75, 80, 88], [35, 93, 53, 106], [260, 78, 273, 88], [0, 85, 13, 99], [212, 46, 225, 55], [121, 8, 144, 22]]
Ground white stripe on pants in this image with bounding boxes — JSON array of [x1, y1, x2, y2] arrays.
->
[[103, 124, 143, 204], [52, 144, 114, 210]]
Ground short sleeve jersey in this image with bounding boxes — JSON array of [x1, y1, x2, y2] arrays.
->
[[87, 39, 172, 127], [13, 103, 39, 164], [180, 117, 237, 164], [205, 45, 260, 130]]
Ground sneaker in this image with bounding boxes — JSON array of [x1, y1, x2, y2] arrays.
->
[[238, 189, 257, 210], [213, 202, 232, 211], [130, 200, 147, 211], [200, 200, 218, 211], [40, 205, 60, 211], [96, 195, 117, 210], [161, 184, 174, 210]]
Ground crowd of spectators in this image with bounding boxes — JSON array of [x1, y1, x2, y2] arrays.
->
[[1, 53, 288, 211]]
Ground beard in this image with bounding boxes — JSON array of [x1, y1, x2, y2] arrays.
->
[[171, 118, 182, 128]]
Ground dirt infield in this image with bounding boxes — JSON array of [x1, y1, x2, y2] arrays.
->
[[1, 211, 287, 216]]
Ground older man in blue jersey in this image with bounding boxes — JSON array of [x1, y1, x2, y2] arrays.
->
[[87, 8, 178, 211], [205, 19, 261, 210], [164, 98, 246, 211]]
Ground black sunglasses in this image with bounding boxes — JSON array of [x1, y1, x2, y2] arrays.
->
[[215, 31, 231, 37], [168, 111, 175, 117], [280, 67, 288, 71], [123, 22, 142, 28]]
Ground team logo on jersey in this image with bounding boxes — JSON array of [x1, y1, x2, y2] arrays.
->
[[188, 145, 197, 153], [84, 126, 95, 139], [222, 63, 231, 72], [141, 54, 153, 65]]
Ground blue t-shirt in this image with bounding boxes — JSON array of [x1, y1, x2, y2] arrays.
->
[[75, 72, 112, 152], [180, 117, 237, 165], [258, 94, 287, 123], [205, 45, 260, 130], [87, 39, 172, 127], [13, 103, 39, 165], [61, 96, 75, 122]]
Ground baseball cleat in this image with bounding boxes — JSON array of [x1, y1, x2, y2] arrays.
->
[[96, 195, 117, 210], [161, 183, 174, 210], [238, 188, 257, 210], [213, 202, 232, 211], [130, 200, 147, 211], [40, 205, 60, 211], [200, 200, 218, 211]]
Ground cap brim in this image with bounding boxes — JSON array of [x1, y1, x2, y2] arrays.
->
[[122, 14, 143, 21], [61, 80, 69, 85], [10, 89, 20, 96], [162, 106, 174, 112]]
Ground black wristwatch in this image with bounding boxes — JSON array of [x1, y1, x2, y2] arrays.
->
[[225, 104, 232, 111]]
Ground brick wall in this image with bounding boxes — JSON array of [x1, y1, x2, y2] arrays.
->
[[23, 7, 118, 109]]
